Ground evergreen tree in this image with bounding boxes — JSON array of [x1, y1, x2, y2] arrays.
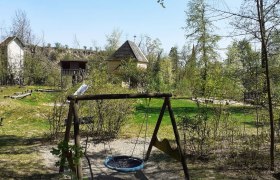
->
[[184, 0, 220, 96], [169, 46, 179, 86]]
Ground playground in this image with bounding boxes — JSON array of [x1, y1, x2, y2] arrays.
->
[[0, 86, 277, 179], [41, 138, 186, 179]]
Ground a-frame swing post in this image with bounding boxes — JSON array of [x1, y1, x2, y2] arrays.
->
[[166, 97, 190, 180], [72, 101, 83, 179], [145, 97, 190, 180], [59, 101, 75, 173], [145, 97, 167, 161], [60, 93, 189, 179], [59, 100, 82, 179]]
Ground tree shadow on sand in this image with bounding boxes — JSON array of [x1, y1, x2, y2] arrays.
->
[[0, 135, 61, 179]]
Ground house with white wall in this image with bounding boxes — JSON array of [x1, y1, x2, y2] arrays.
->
[[0, 36, 25, 84]]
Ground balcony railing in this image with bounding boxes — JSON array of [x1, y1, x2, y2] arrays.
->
[[61, 69, 87, 76]]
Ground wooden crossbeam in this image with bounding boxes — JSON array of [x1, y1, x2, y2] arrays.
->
[[67, 93, 172, 101]]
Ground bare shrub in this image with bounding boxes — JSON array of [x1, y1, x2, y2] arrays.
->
[[78, 98, 134, 139], [48, 94, 68, 139]]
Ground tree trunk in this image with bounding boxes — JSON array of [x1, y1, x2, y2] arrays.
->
[[257, 0, 274, 171]]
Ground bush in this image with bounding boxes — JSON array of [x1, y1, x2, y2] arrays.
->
[[48, 65, 136, 140]]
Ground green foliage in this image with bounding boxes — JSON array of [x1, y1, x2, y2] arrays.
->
[[205, 61, 243, 100], [48, 63, 136, 140], [180, 45, 200, 96], [0, 49, 8, 85], [48, 96, 68, 139], [81, 65, 136, 137], [118, 59, 148, 88], [51, 140, 83, 167], [24, 52, 60, 86], [169, 47, 179, 84], [225, 39, 262, 94], [184, 0, 220, 96], [179, 104, 212, 157], [158, 57, 173, 92]]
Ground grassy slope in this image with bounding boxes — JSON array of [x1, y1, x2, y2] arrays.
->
[[0, 86, 59, 178]]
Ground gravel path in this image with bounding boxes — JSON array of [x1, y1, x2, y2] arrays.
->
[[39, 138, 186, 179]]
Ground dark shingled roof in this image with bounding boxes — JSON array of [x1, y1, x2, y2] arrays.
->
[[0, 36, 25, 47], [107, 40, 148, 63]]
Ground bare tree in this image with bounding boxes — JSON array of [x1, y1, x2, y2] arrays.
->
[[210, 0, 280, 171], [73, 34, 80, 49], [105, 28, 122, 53], [11, 9, 32, 44], [138, 35, 162, 57]]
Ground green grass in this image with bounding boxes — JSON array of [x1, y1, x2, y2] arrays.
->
[[0, 86, 59, 179], [121, 98, 256, 139], [20, 91, 60, 106], [0, 86, 257, 140], [134, 98, 255, 123], [119, 98, 257, 139]]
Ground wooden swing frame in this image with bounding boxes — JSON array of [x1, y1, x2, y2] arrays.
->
[[60, 93, 190, 180]]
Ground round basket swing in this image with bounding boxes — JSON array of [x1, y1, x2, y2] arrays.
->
[[104, 155, 144, 172], [104, 98, 151, 173]]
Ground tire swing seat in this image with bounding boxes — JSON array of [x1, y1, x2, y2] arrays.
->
[[104, 155, 144, 172]]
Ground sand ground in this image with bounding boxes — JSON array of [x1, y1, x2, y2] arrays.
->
[[39, 138, 186, 180]]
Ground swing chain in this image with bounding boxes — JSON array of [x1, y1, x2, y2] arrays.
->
[[131, 98, 151, 159]]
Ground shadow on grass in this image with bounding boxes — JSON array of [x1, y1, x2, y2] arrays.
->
[[242, 120, 269, 128], [136, 105, 199, 115], [0, 135, 45, 146], [0, 135, 46, 154], [1, 168, 59, 180], [137, 105, 255, 118], [0, 135, 60, 179]]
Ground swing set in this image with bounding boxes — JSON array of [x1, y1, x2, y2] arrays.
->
[[59, 93, 190, 179]]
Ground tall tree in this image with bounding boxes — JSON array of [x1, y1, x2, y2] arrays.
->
[[159, 56, 173, 92], [169, 46, 180, 87], [212, 0, 280, 170], [137, 35, 163, 92], [235, 0, 279, 171], [184, 45, 200, 96], [184, 0, 220, 96], [226, 39, 261, 95]]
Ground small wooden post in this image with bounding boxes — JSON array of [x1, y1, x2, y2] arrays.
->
[[73, 101, 82, 179]]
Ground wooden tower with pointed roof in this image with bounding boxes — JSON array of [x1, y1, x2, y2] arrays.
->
[[106, 40, 148, 74]]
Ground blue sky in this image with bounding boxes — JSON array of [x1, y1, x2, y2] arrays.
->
[[0, 0, 243, 55]]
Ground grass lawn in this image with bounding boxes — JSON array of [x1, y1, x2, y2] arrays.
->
[[0, 86, 60, 178], [122, 98, 256, 138]]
